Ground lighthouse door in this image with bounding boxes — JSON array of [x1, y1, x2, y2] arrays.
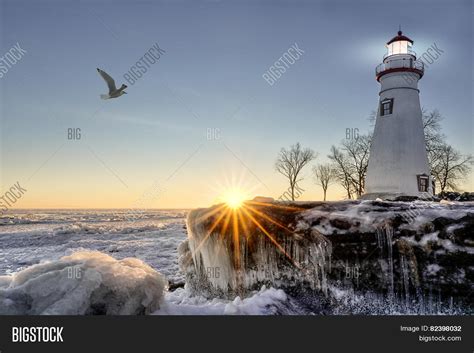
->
[[417, 174, 429, 192]]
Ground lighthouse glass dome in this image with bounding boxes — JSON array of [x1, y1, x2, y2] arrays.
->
[[387, 40, 411, 56]]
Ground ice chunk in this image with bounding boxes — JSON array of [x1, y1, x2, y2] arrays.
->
[[0, 251, 166, 315]]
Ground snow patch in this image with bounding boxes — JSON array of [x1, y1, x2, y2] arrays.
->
[[425, 264, 441, 276], [0, 251, 166, 315], [155, 286, 295, 315], [419, 232, 439, 246]]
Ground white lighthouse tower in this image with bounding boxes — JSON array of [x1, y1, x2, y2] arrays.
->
[[363, 30, 433, 200]]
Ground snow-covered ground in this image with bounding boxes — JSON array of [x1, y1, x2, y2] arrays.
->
[[297, 200, 474, 235]]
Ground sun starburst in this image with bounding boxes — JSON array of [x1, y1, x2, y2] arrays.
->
[[221, 188, 247, 210], [192, 196, 307, 273]]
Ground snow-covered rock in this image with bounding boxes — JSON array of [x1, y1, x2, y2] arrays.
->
[[0, 251, 166, 315], [181, 203, 331, 299], [180, 200, 473, 314]]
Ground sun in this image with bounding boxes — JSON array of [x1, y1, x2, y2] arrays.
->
[[193, 186, 306, 273], [222, 188, 247, 210], [210, 170, 259, 210]]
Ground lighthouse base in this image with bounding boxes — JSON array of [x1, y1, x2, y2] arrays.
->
[[360, 192, 434, 201]]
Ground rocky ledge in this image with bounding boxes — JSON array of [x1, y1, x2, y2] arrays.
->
[[179, 200, 473, 314]]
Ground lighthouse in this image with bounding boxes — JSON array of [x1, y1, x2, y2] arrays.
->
[[363, 30, 433, 200]]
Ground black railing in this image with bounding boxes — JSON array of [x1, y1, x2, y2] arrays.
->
[[376, 58, 424, 76]]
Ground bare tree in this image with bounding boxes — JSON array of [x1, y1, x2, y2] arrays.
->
[[430, 143, 473, 192], [313, 163, 336, 201], [423, 109, 445, 163], [329, 134, 371, 198], [328, 146, 354, 199], [421, 109, 473, 192], [275, 143, 316, 201], [343, 134, 371, 196]]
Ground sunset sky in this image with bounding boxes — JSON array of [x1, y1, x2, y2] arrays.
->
[[1, 0, 472, 209]]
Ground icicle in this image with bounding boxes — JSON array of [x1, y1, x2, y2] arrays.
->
[[400, 254, 410, 309], [376, 225, 394, 300], [185, 207, 332, 298]]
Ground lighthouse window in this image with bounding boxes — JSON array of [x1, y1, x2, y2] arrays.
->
[[380, 98, 393, 116], [417, 174, 429, 192]]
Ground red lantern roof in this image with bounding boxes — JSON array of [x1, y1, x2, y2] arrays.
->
[[387, 30, 414, 45]]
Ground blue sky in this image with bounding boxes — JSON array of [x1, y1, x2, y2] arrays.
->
[[0, 0, 472, 208]]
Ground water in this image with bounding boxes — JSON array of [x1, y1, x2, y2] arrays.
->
[[0, 209, 188, 283]]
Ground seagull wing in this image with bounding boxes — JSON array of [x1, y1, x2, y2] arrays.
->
[[97, 68, 117, 93]]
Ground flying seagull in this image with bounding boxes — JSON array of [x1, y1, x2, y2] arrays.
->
[[96, 68, 127, 99]]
